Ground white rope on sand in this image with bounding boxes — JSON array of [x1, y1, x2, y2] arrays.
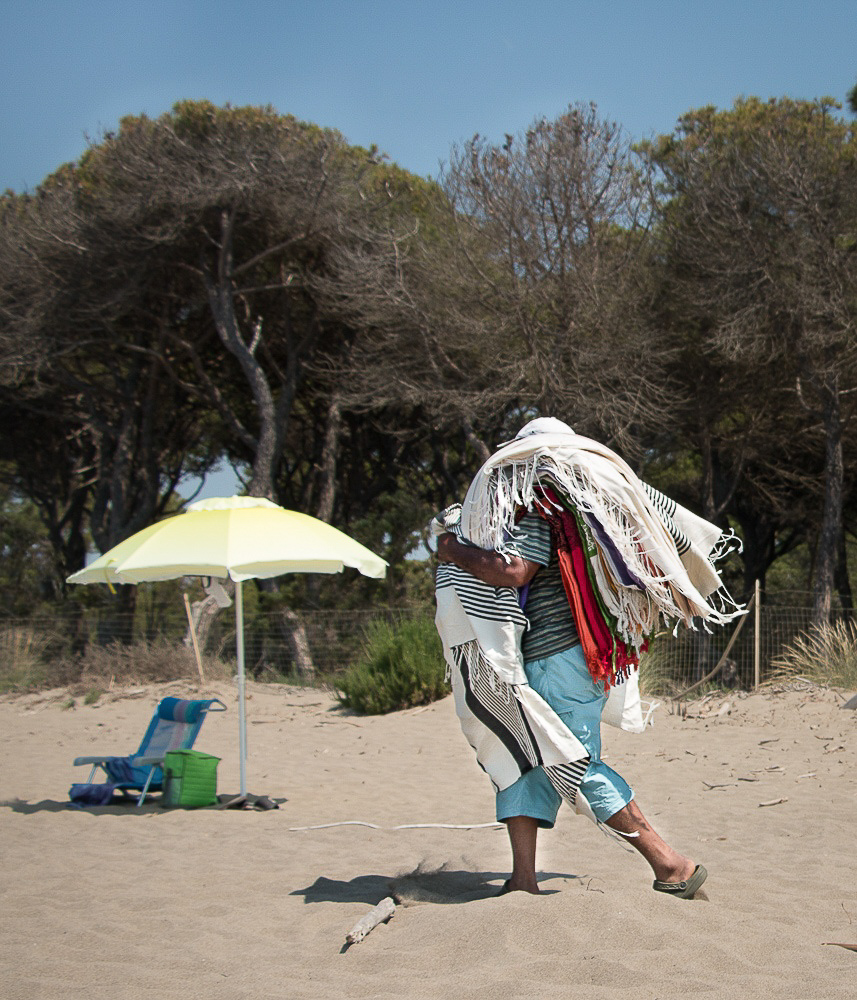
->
[[394, 822, 502, 829], [288, 820, 503, 831], [289, 821, 380, 830]]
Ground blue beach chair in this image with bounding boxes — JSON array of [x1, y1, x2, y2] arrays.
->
[[71, 696, 226, 806]]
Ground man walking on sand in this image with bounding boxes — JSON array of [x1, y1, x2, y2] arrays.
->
[[432, 418, 740, 898]]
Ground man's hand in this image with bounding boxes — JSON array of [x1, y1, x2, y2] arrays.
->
[[435, 532, 539, 589]]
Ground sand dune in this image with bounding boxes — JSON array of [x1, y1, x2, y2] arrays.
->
[[2, 678, 856, 999]]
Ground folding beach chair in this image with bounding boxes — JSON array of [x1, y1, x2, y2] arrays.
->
[[72, 696, 226, 806]]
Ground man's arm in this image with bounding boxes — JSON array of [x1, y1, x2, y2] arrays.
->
[[435, 533, 540, 588]]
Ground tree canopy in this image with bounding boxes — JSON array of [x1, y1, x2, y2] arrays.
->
[[1, 97, 854, 624], [643, 96, 857, 616]]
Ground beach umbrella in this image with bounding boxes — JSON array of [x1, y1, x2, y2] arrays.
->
[[67, 496, 387, 794]]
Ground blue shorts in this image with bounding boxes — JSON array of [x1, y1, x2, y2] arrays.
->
[[495, 644, 633, 827]]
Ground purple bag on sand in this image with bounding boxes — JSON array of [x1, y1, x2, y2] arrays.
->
[[69, 783, 117, 806]]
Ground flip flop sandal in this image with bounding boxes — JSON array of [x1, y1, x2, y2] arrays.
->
[[653, 864, 708, 899]]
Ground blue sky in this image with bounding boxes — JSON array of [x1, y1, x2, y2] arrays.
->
[[2, 0, 856, 194]]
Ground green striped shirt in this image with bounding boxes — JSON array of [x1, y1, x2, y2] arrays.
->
[[511, 511, 580, 662]]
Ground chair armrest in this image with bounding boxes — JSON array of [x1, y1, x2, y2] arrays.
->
[[73, 754, 164, 767]]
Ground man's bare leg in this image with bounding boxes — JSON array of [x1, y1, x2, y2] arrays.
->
[[504, 816, 542, 893], [605, 800, 696, 883]]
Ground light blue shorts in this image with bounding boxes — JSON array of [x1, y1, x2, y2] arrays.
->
[[495, 644, 633, 827]]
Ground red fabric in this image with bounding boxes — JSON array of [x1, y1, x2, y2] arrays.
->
[[537, 488, 640, 690]]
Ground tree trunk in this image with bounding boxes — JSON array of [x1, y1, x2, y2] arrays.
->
[[834, 530, 853, 620], [699, 427, 717, 523], [202, 210, 296, 502], [812, 376, 843, 625], [183, 593, 227, 655], [282, 608, 315, 679], [691, 627, 713, 683], [735, 515, 776, 598], [462, 418, 491, 464], [316, 393, 343, 524], [95, 585, 137, 647]]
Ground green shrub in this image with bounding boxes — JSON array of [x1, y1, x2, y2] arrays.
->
[[771, 620, 857, 689], [336, 615, 449, 714]]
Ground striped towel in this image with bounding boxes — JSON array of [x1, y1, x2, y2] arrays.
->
[[435, 553, 591, 809]]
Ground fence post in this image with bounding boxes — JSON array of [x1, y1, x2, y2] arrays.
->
[[754, 579, 761, 691]]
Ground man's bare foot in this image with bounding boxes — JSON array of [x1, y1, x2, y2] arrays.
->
[[500, 877, 541, 894]]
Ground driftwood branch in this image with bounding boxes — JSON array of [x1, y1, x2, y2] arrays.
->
[[183, 592, 205, 684], [345, 897, 396, 944]]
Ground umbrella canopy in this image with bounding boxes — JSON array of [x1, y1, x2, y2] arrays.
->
[[68, 495, 386, 585], [67, 496, 387, 794]]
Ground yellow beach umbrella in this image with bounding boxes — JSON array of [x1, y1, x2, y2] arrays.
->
[[66, 519, 172, 587], [67, 496, 387, 793]]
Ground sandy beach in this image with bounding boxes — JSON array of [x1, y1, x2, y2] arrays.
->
[[2, 677, 856, 999]]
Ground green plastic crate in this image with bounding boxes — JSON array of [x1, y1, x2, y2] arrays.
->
[[162, 749, 220, 808]]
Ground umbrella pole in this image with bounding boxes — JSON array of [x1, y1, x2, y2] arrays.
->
[[235, 581, 247, 795]]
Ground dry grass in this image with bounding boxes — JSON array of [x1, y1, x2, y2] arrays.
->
[[637, 645, 683, 698], [0, 632, 234, 694], [0, 626, 54, 691], [770, 619, 857, 690]]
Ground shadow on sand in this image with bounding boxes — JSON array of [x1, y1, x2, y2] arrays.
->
[[1, 792, 284, 815], [292, 863, 587, 907], [1, 796, 159, 815]]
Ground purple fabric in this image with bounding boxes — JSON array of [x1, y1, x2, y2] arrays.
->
[[69, 783, 117, 805], [582, 512, 645, 590]]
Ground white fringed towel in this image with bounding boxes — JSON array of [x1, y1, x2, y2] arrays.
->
[[459, 431, 744, 645]]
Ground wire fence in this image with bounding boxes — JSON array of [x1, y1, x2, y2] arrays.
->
[[646, 590, 850, 692], [0, 604, 432, 685], [0, 590, 848, 691]]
